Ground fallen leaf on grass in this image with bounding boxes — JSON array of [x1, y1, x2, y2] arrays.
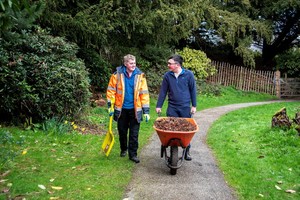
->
[[1, 187, 10, 193], [285, 189, 296, 193], [275, 185, 282, 190], [12, 195, 26, 200], [258, 155, 265, 158], [38, 184, 46, 190], [22, 149, 28, 155], [50, 197, 60, 200], [258, 193, 264, 197], [277, 181, 283, 184], [51, 186, 63, 190], [0, 170, 10, 177]]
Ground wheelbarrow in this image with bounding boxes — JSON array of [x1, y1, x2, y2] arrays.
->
[[153, 117, 199, 175]]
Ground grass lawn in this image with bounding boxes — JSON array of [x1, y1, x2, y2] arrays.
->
[[0, 87, 288, 200], [207, 101, 300, 200]]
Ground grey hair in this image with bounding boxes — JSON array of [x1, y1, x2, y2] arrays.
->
[[123, 54, 136, 63]]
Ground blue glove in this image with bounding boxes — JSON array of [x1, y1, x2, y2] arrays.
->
[[143, 114, 150, 122], [108, 108, 114, 116]]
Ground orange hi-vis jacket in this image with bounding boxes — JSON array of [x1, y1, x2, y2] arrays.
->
[[106, 66, 150, 123]]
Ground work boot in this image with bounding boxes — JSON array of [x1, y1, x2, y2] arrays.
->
[[120, 150, 127, 157], [129, 156, 140, 163], [184, 146, 192, 161]]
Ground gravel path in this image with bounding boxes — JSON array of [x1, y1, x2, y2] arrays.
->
[[123, 101, 287, 200]]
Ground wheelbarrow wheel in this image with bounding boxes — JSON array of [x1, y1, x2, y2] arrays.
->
[[170, 146, 178, 175]]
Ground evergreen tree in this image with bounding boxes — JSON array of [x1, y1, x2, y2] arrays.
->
[[191, 0, 300, 69], [38, 0, 205, 65], [0, 0, 44, 37]]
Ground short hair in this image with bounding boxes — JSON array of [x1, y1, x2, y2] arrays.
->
[[168, 54, 184, 66], [123, 54, 136, 63]]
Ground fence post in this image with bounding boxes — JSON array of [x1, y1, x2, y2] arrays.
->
[[275, 70, 281, 98]]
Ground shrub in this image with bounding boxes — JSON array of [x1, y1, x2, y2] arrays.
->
[[0, 28, 91, 124], [196, 80, 222, 96], [176, 47, 216, 80], [140, 44, 172, 66], [275, 47, 300, 78], [77, 48, 112, 92], [142, 64, 166, 95]]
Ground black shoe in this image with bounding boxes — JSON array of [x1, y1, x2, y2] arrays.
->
[[120, 151, 126, 157], [184, 154, 192, 161], [129, 156, 140, 163], [184, 145, 192, 161]]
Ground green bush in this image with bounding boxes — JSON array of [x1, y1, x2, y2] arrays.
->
[[176, 47, 215, 80], [197, 80, 222, 96], [140, 44, 172, 66], [77, 48, 112, 92], [0, 28, 91, 124], [275, 47, 300, 77], [143, 64, 166, 95]]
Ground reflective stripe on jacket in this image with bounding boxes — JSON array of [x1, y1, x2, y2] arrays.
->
[[106, 66, 150, 123]]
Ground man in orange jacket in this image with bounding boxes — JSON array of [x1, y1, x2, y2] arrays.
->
[[106, 54, 150, 163]]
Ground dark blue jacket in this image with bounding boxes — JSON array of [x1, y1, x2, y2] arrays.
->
[[156, 68, 197, 108]]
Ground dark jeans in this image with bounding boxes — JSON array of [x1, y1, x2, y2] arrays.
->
[[167, 106, 191, 118], [167, 106, 191, 149], [117, 108, 140, 158]]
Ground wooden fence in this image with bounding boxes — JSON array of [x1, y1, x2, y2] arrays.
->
[[279, 74, 300, 98], [207, 61, 276, 95], [207, 61, 300, 98]]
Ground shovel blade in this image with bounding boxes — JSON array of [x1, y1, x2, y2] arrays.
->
[[101, 131, 115, 156]]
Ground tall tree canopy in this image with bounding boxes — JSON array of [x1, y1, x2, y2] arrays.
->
[[258, 0, 300, 67], [39, 0, 206, 65], [5, 0, 299, 72], [191, 0, 300, 69]]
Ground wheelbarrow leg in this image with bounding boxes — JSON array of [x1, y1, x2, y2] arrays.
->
[[161, 145, 165, 158]]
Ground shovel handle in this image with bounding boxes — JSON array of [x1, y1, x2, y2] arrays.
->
[[108, 97, 115, 132], [110, 97, 115, 109], [108, 115, 113, 132]]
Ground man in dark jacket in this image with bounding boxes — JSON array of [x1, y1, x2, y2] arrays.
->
[[155, 54, 197, 160]]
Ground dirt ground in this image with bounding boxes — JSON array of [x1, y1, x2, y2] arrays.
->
[[123, 101, 290, 200]]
